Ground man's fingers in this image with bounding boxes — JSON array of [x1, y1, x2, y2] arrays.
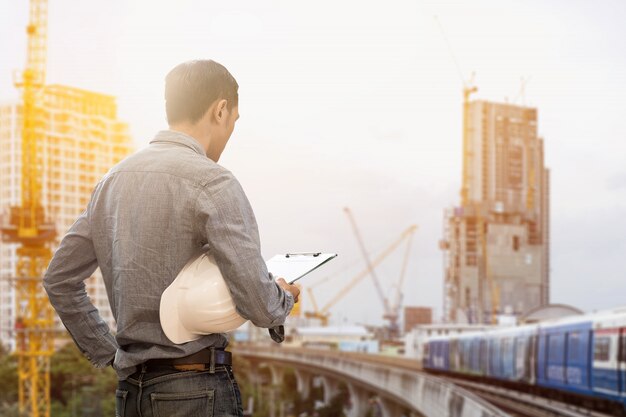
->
[[275, 277, 300, 302]]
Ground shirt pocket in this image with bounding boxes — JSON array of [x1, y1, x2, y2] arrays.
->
[[115, 389, 128, 417], [150, 389, 214, 417]]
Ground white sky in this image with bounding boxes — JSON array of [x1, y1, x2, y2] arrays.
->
[[1, 0, 625, 325]]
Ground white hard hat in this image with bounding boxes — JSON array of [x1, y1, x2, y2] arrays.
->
[[160, 252, 247, 344]]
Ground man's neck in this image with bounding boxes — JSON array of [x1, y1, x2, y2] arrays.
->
[[169, 123, 211, 156]]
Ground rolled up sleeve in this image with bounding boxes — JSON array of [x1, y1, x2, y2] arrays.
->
[[194, 173, 294, 328]]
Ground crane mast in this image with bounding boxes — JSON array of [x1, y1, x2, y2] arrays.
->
[[461, 85, 478, 207], [1, 0, 56, 416]]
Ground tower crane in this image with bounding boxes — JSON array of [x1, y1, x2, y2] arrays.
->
[[0, 0, 56, 416], [434, 14, 500, 324], [304, 222, 417, 328], [343, 208, 416, 338]]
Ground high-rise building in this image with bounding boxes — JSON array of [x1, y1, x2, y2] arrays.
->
[[0, 85, 133, 350], [441, 100, 549, 324]]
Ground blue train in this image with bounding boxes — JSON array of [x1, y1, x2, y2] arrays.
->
[[423, 307, 626, 415]]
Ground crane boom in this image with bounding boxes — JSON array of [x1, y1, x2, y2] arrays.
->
[[390, 225, 416, 315], [319, 225, 416, 315], [306, 287, 320, 313], [343, 208, 418, 337], [343, 207, 390, 314], [304, 224, 416, 327]]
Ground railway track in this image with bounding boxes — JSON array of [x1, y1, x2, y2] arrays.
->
[[446, 377, 614, 417]]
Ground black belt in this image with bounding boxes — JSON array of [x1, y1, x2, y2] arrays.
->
[[144, 348, 232, 369]]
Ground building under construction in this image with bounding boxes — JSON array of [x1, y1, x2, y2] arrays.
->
[[0, 85, 133, 350], [441, 99, 550, 324]]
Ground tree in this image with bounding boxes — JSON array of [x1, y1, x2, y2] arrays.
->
[[50, 342, 117, 416], [0, 342, 18, 406], [0, 339, 118, 415]]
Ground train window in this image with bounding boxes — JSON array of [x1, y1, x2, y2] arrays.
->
[[549, 335, 562, 362], [516, 338, 526, 363], [568, 332, 581, 360], [594, 337, 611, 362], [621, 336, 626, 362], [503, 338, 511, 356], [480, 340, 487, 373]]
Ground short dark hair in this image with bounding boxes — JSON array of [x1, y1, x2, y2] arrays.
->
[[165, 60, 238, 125]]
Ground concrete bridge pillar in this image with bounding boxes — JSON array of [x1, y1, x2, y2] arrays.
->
[[244, 362, 259, 384], [379, 396, 406, 417], [319, 375, 339, 405], [268, 365, 284, 386], [345, 383, 369, 417], [294, 369, 312, 399]]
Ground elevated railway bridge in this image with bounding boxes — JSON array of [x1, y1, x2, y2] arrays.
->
[[234, 345, 507, 417], [235, 345, 613, 417]]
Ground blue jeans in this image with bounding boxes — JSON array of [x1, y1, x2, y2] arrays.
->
[[116, 364, 244, 417]]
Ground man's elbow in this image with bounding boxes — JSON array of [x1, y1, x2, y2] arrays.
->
[[42, 276, 63, 307], [42, 273, 54, 295], [42, 271, 75, 301]]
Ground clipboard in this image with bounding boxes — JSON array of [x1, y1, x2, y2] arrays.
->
[[266, 252, 338, 284]]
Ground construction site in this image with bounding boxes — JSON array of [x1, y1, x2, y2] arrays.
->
[[1, 1, 623, 417], [440, 91, 550, 325], [0, 4, 428, 415]]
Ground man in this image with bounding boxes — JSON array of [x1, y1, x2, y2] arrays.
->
[[43, 59, 300, 417]]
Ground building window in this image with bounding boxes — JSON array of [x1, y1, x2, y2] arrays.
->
[[512, 235, 520, 251]]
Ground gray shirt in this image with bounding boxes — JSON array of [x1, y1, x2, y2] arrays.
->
[[43, 130, 294, 380]]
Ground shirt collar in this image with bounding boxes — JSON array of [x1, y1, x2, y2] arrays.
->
[[149, 130, 206, 156]]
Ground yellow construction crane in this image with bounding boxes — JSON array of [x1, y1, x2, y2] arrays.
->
[[461, 84, 478, 208], [434, 15, 499, 324], [344, 207, 416, 337], [304, 220, 417, 329], [0, 0, 55, 416]]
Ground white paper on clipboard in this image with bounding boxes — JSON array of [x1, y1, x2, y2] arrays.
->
[[266, 252, 337, 284]]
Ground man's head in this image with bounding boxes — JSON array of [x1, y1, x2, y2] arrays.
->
[[165, 60, 239, 161]]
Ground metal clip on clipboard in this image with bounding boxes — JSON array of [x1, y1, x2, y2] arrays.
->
[[266, 252, 337, 284], [285, 252, 321, 258]]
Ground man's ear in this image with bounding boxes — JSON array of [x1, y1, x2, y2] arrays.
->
[[214, 99, 228, 122]]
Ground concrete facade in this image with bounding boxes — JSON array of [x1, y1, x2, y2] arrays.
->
[[404, 306, 433, 333], [442, 100, 550, 324]]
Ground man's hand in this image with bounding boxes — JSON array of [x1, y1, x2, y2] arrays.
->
[[276, 278, 300, 303]]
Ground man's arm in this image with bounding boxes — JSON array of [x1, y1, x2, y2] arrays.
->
[[43, 210, 118, 368], [195, 173, 295, 328]]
